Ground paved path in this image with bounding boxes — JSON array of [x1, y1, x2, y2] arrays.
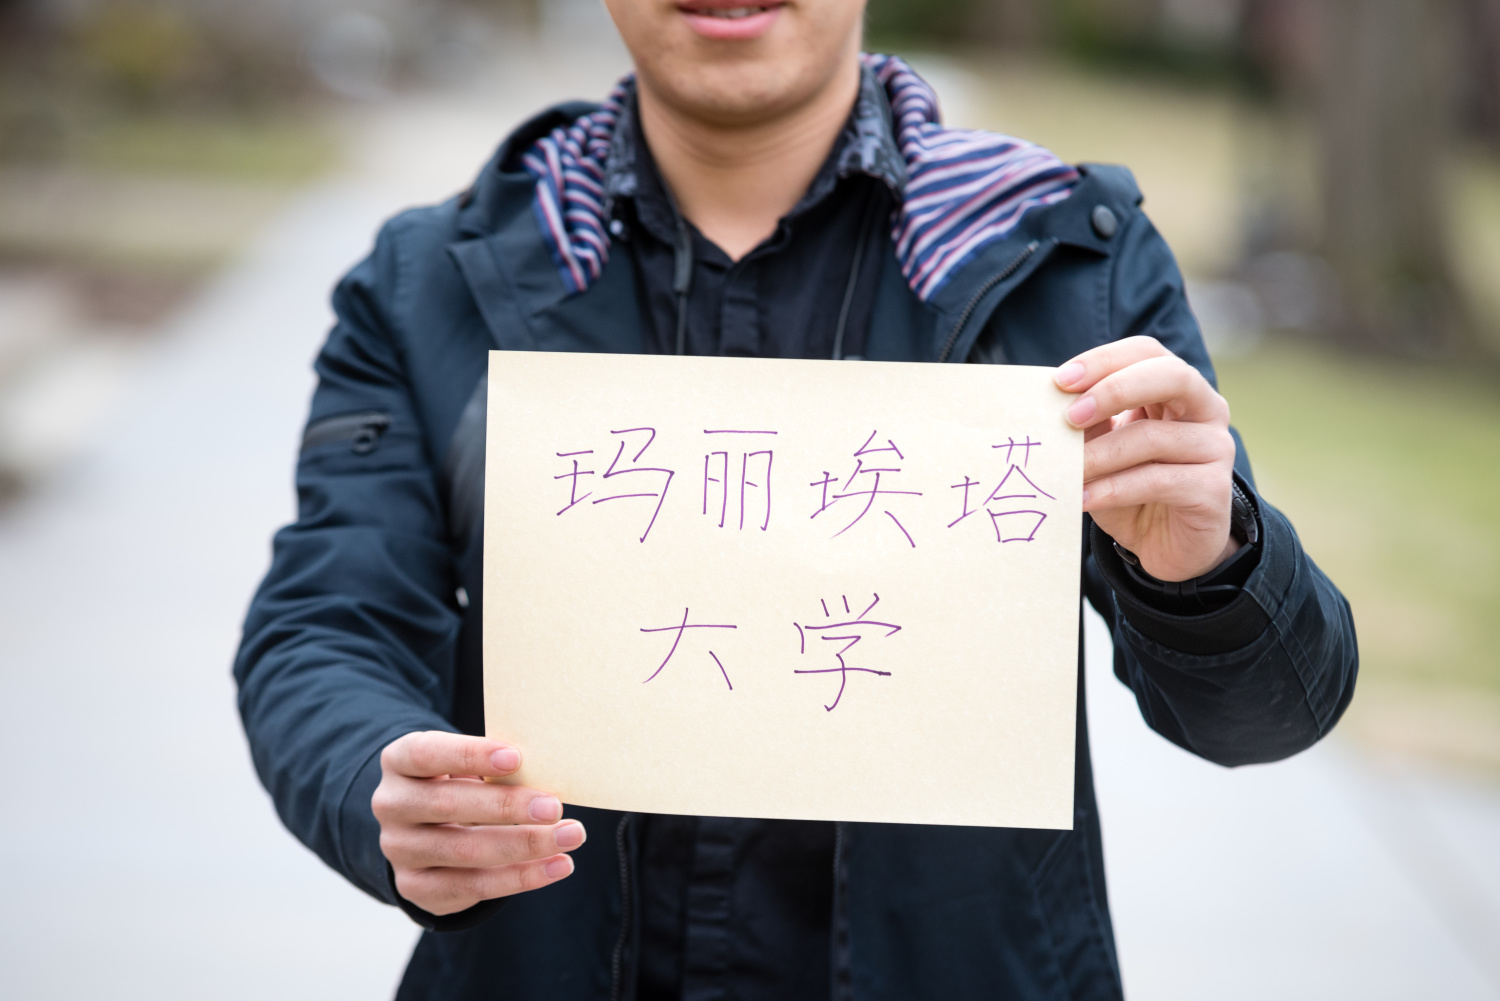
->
[[0, 33, 632, 1001], [2, 30, 1497, 1000]]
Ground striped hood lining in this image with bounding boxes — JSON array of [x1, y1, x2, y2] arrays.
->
[[521, 53, 1079, 303]]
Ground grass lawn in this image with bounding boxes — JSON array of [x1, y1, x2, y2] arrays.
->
[[1216, 340, 1500, 695], [70, 110, 337, 184]]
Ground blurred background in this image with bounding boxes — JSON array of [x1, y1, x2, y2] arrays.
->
[[0, 0, 1496, 998]]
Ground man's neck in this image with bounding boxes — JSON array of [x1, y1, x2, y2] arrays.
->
[[636, 60, 862, 262]]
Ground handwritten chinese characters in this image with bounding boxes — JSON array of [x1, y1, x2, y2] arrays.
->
[[487, 351, 1083, 830], [556, 427, 1057, 548], [638, 592, 904, 712], [810, 431, 922, 547], [703, 430, 775, 531], [949, 436, 1057, 543], [554, 427, 674, 542], [640, 608, 737, 688], [569, 428, 1056, 712], [793, 594, 900, 711]]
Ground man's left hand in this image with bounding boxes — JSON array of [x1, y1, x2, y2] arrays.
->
[[1055, 335, 1239, 582]]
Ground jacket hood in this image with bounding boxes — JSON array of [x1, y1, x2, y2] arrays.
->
[[509, 53, 1080, 303]]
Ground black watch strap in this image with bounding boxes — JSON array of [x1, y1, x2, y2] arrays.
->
[[1228, 478, 1259, 546], [1109, 477, 1262, 612]]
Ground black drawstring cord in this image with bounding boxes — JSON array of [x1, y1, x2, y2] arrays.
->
[[662, 182, 695, 356], [832, 183, 881, 361], [672, 212, 693, 356]]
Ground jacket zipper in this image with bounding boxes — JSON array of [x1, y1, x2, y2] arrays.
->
[[831, 821, 852, 1001], [936, 240, 1043, 364], [609, 814, 634, 1001], [300, 410, 391, 455]]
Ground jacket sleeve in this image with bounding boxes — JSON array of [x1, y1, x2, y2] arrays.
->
[[1082, 205, 1359, 766], [234, 217, 460, 905]]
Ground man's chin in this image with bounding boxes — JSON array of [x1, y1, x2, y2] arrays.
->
[[646, 62, 825, 127]]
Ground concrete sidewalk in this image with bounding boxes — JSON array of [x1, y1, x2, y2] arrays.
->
[[2, 31, 1497, 1000]]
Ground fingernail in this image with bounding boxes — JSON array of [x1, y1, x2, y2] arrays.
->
[[1067, 396, 1097, 426], [490, 747, 520, 772], [544, 856, 574, 879], [529, 796, 562, 823], [554, 821, 586, 850], [1056, 361, 1086, 387], [1080, 488, 1090, 506]]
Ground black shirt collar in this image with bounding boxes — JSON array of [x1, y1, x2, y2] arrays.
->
[[604, 63, 907, 235]]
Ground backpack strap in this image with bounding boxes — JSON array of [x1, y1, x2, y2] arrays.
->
[[442, 372, 488, 547], [441, 234, 537, 548]]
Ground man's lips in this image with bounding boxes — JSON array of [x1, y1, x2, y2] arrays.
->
[[677, 2, 786, 40]]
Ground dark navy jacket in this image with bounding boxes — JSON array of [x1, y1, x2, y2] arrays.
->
[[235, 84, 1359, 1001]]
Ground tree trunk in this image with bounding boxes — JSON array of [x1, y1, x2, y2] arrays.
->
[[1316, 0, 1471, 355], [1459, 0, 1500, 148]]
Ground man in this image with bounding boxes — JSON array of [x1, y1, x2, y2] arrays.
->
[[236, 1, 1358, 998]]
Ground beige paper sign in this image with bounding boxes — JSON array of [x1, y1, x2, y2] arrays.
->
[[484, 351, 1082, 830]]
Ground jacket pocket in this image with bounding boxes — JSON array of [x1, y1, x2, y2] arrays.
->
[[301, 410, 392, 456]]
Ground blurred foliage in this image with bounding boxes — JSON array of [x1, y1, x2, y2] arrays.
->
[[74, 2, 202, 106], [0, 0, 306, 118], [867, 0, 1262, 87], [866, 0, 975, 41], [0, 0, 328, 178], [1047, 0, 1259, 83], [961, 50, 1269, 277]]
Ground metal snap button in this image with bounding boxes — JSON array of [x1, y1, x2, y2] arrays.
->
[[1091, 205, 1118, 239]]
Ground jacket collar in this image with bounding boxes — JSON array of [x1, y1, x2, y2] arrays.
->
[[448, 160, 1136, 365], [447, 63, 1143, 362], [921, 162, 1144, 363]]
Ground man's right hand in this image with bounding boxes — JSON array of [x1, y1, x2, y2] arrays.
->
[[373, 731, 584, 916]]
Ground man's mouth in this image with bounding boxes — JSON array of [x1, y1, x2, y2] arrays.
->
[[696, 6, 772, 17], [677, 1, 786, 38]]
